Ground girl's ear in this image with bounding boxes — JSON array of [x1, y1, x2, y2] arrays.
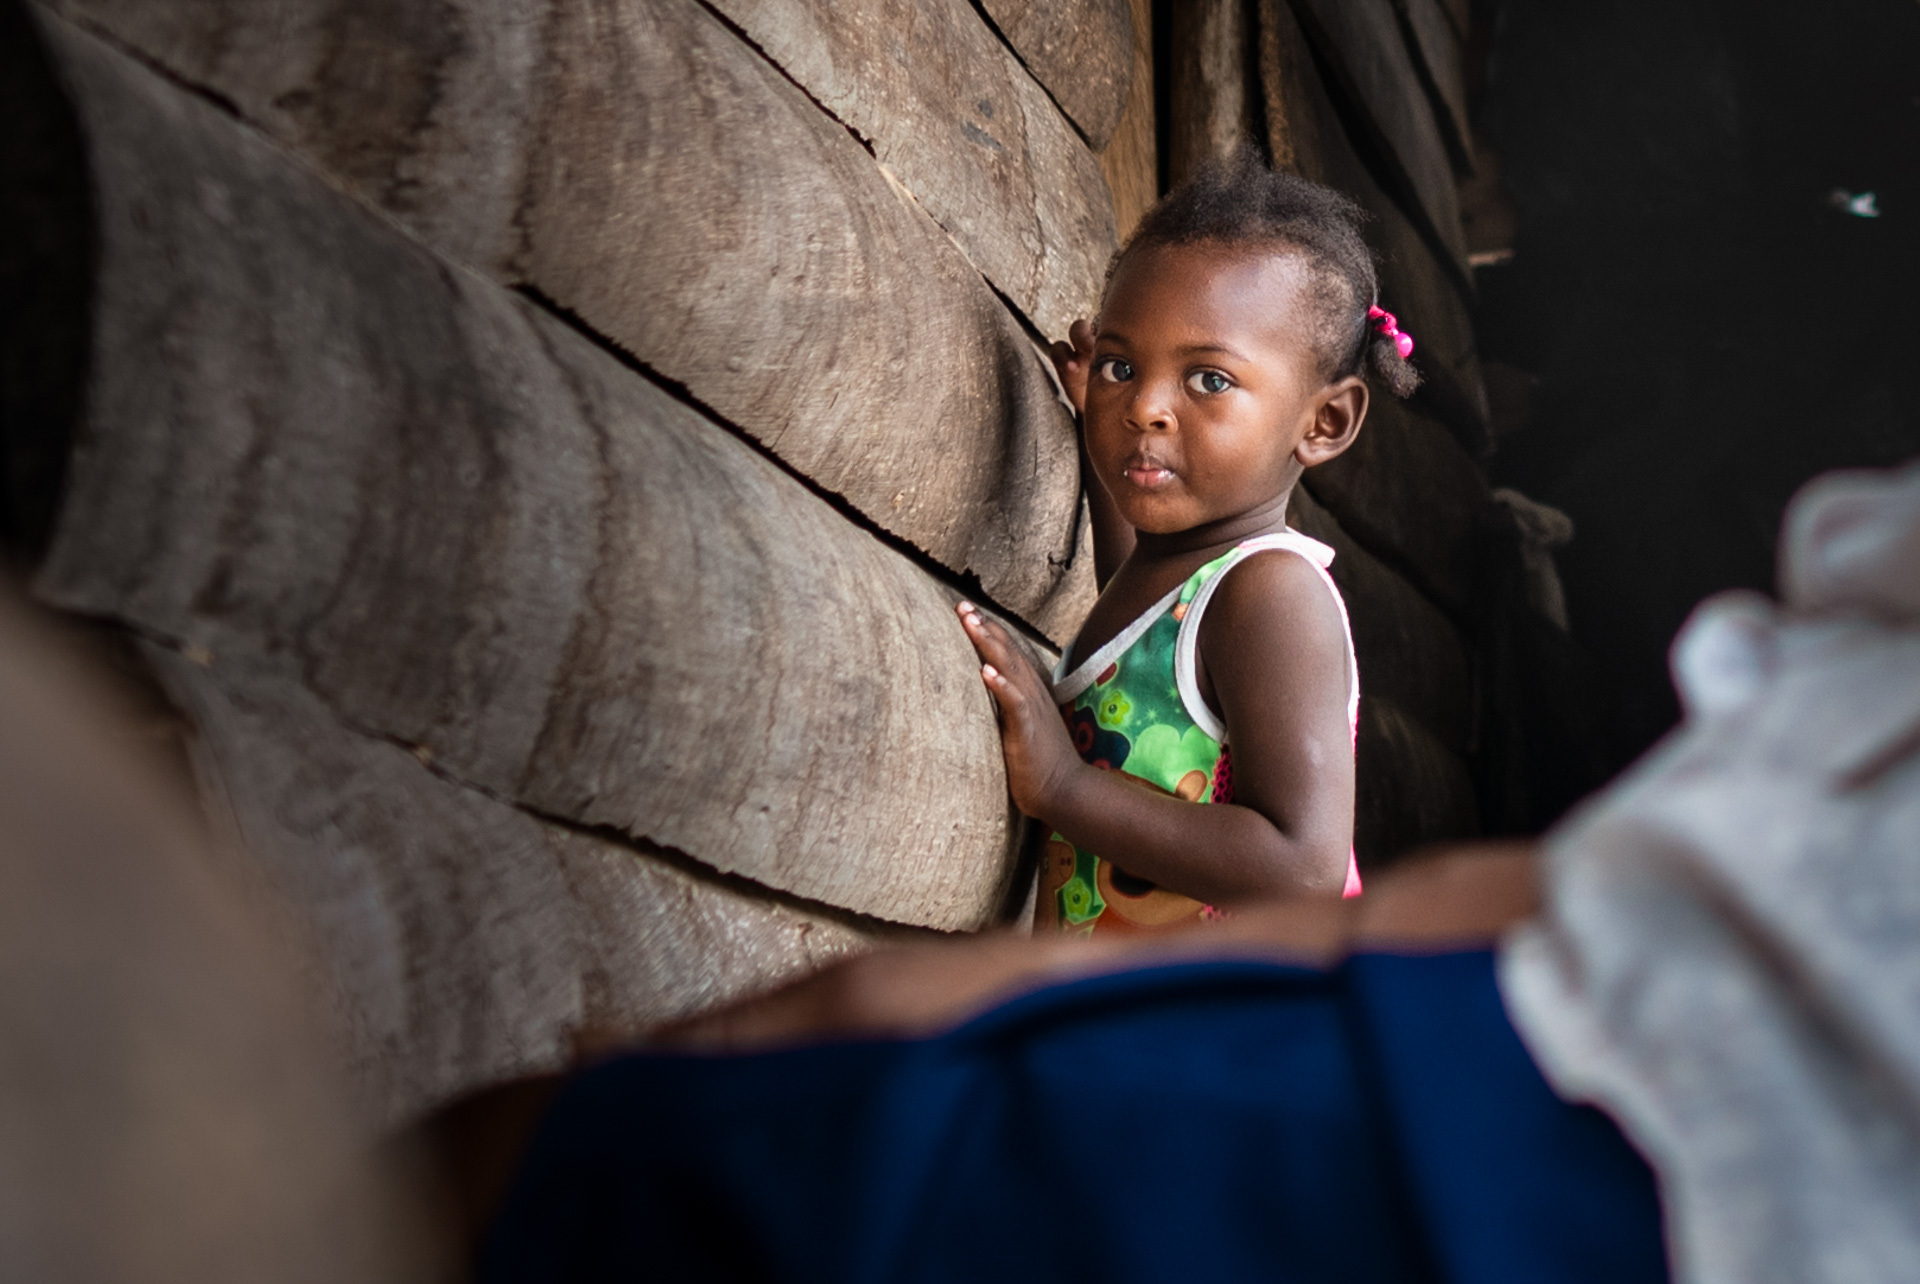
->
[[1295, 375, 1368, 468]]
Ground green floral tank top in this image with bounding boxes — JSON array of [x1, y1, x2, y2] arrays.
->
[[1037, 532, 1362, 936]]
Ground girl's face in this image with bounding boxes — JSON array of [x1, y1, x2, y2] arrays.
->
[[1085, 243, 1362, 536]]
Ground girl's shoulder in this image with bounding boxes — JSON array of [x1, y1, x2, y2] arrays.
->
[[1182, 533, 1356, 721], [1187, 532, 1339, 622], [1173, 532, 1358, 744], [1191, 541, 1346, 651]]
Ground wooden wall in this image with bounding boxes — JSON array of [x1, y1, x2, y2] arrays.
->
[[2, 0, 1558, 1125], [10, 0, 1144, 1123]]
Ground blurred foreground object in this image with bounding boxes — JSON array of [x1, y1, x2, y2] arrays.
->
[[1505, 460, 1920, 1284], [0, 593, 422, 1283]]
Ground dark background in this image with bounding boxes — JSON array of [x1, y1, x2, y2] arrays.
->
[[1476, 0, 1920, 777]]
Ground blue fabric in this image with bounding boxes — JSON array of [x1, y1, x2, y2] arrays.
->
[[480, 950, 1667, 1284]]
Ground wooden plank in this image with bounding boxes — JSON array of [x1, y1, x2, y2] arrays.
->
[[42, 0, 1092, 640], [1167, 0, 1257, 187], [1269, 0, 1490, 446], [554, 822, 887, 1061], [1291, 0, 1470, 280], [1302, 392, 1488, 616], [149, 646, 877, 1124], [1289, 488, 1472, 751], [1098, 0, 1159, 243], [1394, 0, 1473, 172], [0, 602, 412, 1280], [1382, 219, 1490, 445], [1256, 0, 1326, 177], [1353, 163, 1491, 446], [32, 17, 1038, 932], [703, 0, 1116, 339], [979, 0, 1134, 151], [1354, 694, 1479, 870]]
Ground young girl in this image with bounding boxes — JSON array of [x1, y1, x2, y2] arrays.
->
[[958, 152, 1420, 934]]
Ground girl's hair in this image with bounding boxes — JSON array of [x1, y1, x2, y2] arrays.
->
[[1116, 149, 1421, 399]]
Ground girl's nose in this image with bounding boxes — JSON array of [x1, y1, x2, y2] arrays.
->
[[1125, 380, 1176, 432]]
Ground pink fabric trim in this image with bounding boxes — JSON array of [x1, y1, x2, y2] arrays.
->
[[1212, 744, 1363, 898]]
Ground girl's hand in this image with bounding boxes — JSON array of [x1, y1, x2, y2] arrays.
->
[[1046, 319, 1095, 416], [956, 602, 1083, 819]]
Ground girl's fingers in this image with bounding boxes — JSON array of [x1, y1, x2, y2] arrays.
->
[[982, 663, 1032, 723], [957, 602, 1049, 721], [955, 601, 1011, 660], [980, 664, 1031, 725]]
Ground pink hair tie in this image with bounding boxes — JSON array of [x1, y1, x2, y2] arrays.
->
[[1368, 305, 1415, 360]]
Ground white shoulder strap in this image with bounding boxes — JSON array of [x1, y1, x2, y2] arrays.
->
[[1173, 531, 1360, 744]]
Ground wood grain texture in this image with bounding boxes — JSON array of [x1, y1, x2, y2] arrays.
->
[[1167, 0, 1257, 186], [151, 646, 876, 1125], [1291, 0, 1469, 280], [1097, 0, 1158, 243], [32, 15, 1034, 931], [1395, 0, 1473, 172], [1257, 0, 1322, 176], [1354, 694, 1478, 869], [1302, 392, 1489, 615], [1289, 488, 1471, 751], [43, 0, 1093, 639], [706, 0, 1116, 339], [979, 0, 1134, 149], [1267, 0, 1490, 445], [1365, 180, 1490, 446]]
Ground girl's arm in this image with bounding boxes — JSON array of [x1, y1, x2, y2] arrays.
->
[[959, 552, 1353, 903], [651, 846, 1533, 1052]]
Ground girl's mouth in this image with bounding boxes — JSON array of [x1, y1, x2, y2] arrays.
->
[[1122, 461, 1176, 490]]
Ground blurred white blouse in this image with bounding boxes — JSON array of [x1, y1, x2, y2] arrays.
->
[[1503, 460, 1920, 1284]]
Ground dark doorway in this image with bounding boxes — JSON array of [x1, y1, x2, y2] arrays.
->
[[1476, 0, 1920, 774]]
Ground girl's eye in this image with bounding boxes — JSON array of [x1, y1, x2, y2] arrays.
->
[[1187, 370, 1232, 396], [1095, 357, 1133, 383]]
